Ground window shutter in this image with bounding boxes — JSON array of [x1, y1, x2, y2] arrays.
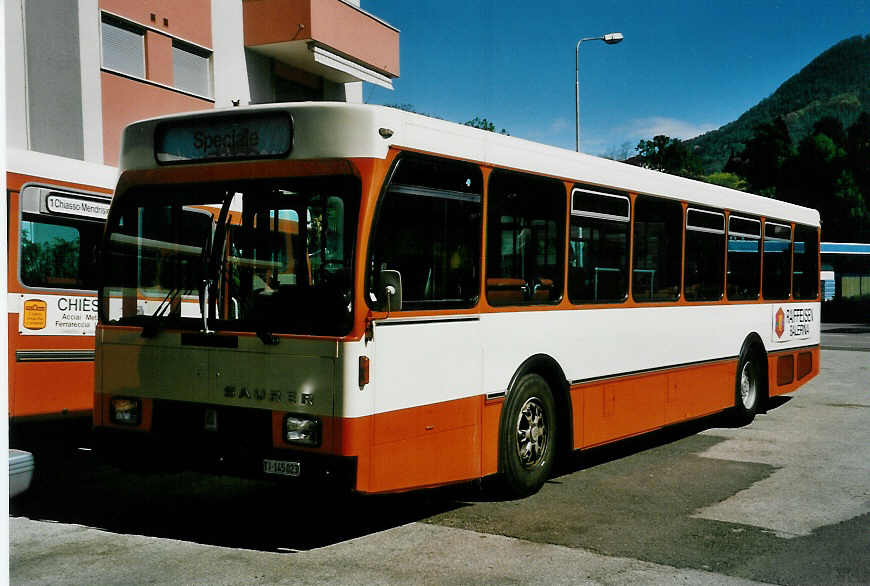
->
[[101, 20, 145, 78]]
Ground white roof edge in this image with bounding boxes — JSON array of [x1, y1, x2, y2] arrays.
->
[[7, 149, 118, 191], [120, 103, 820, 226]]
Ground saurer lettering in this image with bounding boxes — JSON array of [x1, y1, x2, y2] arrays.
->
[[223, 385, 314, 407]]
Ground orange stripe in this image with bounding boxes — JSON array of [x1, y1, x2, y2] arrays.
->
[[482, 397, 504, 476], [367, 396, 481, 493], [269, 398, 484, 493], [572, 359, 737, 449]]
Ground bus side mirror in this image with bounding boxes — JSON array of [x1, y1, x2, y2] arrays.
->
[[378, 269, 402, 313]]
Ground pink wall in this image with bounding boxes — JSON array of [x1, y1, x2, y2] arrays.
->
[[243, 0, 399, 76], [310, 0, 399, 76], [100, 0, 212, 48], [145, 31, 173, 86], [101, 72, 212, 166]]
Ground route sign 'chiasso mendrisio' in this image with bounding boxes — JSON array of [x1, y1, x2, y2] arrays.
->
[[155, 112, 292, 163]]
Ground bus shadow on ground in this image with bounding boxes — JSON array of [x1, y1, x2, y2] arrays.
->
[[553, 399, 792, 485], [457, 398, 792, 503], [9, 443, 472, 552], [10, 400, 790, 551]]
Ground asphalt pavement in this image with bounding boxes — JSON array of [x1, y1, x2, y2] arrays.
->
[[820, 322, 870, 351], [9, 327, 870, 585]]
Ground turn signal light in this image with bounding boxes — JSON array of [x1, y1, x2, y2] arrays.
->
[[359, 356, 370, 388]]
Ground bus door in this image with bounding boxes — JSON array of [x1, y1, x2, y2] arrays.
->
[[369, 315, 483, 492], [8, 184, 110, 424], [365, 154, 485, 492]]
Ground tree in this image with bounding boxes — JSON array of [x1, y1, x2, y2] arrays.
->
[[704, 172, 747, 191], [725, 117, 794, 195], [601, 141, 634, 161], [812, 116, 847, 147], [846, 112, 870, 203], [384, 103, 420, 113], [633, 135, 701, 178], [464, 116, 509, 135], [713, 111, 869, 240], [778, 116, 869, 240], [821, 169, 867, 240]]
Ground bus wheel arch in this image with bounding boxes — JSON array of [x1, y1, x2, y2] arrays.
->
[[498, 355, 572, 496]]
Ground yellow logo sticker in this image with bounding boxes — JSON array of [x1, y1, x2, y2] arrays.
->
[[23, 299, 47, 330]]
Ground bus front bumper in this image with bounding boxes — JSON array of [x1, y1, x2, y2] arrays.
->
[[93, 427, 357, 489]]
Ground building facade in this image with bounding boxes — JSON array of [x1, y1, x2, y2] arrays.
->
[[6, 0, 400, 167]]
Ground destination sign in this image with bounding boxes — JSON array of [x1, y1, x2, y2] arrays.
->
[[155, 112, 292, 163], [46, 195, 109, 220]]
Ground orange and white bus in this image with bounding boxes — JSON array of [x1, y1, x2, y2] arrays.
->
[[94, 103, 820, 496], [8, 149, 116, 437]]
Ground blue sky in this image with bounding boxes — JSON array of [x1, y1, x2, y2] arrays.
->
[[363, 1, 869, 156]]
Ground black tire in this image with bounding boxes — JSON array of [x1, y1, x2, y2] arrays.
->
[[499, 373, 557, 497], [731, 345, 761, 425]]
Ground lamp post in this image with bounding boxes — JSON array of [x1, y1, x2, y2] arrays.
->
[[575, 32, 624, 152]]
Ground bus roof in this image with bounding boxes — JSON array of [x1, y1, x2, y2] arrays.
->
[[8, 148, 118, 191], [120, 102, 820, 227]]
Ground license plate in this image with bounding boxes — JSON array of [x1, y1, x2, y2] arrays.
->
[[263, 459, 301, 477]]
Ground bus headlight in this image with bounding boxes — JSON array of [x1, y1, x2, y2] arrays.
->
[[110, 397, 141, 425], [283, 414, 321, 447]]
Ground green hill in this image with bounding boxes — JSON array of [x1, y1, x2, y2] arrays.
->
[[688, 35, 870, 173]]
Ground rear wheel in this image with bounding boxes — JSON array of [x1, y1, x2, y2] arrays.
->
[[499, 374, 557, 497], [731, 347, 761, 425]]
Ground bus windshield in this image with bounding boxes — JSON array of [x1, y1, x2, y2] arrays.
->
[[100, 176, 359, 337]]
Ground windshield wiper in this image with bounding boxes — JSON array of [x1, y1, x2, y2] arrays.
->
[[152, 285, 187, 318], [200, 191, 235, 335], [142, 284, 192, 337]]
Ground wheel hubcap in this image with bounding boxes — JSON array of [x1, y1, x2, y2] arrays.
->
[[516, 397, 548, 468], [740, 361, 757, 409]]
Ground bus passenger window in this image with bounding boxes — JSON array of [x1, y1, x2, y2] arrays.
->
[[763, 221, 792, 300], [684, 208, 725, 301], [368, 154, 483, 310], [486, 171, 565, 306], [726, 215, 761, 300], [793, 224, 819, 300], [20, 219, 102, 290], [568, 185, 629, 304], [632, 196, 682, 302]]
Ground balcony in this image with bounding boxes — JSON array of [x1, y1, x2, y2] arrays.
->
[[243, 0, 399, 89]]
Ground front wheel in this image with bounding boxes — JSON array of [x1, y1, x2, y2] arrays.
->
[[499, 374, 557, 497]]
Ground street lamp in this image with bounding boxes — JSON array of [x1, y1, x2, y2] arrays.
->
[[576, 32, 624, 152]]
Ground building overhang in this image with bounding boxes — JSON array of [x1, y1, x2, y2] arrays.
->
[[243, 0, 399, 90], [252, 41, 395, 90]]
